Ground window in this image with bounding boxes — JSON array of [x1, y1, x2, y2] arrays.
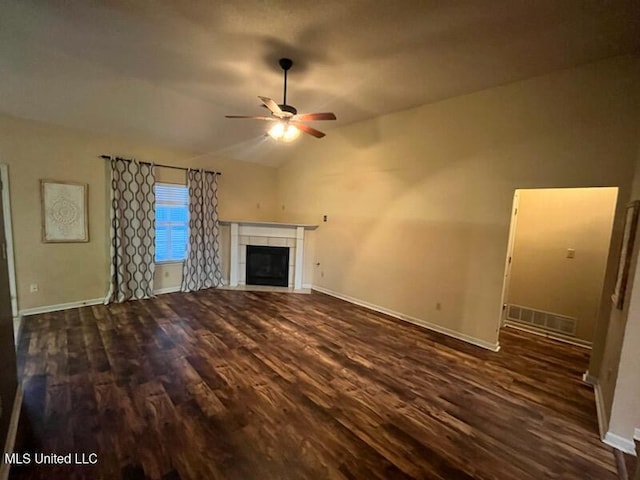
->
[[155, 183, 189, 263]]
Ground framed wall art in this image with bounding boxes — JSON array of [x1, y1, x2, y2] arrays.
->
[[41, 180, 89, 243], [611, 200, 640, 310]]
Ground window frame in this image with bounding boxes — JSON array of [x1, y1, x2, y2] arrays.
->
[[155, 182, 189, 265]]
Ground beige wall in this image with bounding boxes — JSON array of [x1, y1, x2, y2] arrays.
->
[[508, 188, 617, 342], [277, 55, 640, 349], [602, 138, 640, 442], [0, 51, 638, 445], [0, 113, 278, 311], [608, 246, 640, 441]]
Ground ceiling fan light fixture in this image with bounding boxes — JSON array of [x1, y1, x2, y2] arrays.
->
[[226, 58, 335, 140], [283, 124, 300, 142], [268, 122, 299, 142]]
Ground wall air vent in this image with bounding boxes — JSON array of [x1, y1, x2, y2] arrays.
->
[[507, 304, 576, 336]]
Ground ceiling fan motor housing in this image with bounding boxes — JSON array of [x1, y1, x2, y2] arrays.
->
[[278, 104, 297, 116]]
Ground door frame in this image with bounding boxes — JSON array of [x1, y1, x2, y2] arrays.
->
[[497, 186, 620, 343], [498, 190, 520, 328], [0, 164, 18, 318]]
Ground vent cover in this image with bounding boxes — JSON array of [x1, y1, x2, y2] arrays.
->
[[507, 304, 576, 336]]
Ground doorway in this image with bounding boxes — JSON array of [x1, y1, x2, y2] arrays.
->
[[499, 187, 618, 346], [0, 163, 19, 460]]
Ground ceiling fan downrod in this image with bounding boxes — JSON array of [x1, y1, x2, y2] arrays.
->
[[279, 58, 293, 108]]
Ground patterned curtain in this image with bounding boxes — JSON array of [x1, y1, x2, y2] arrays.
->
[[181, 169, 223, 292], [105, 159, 156, 303]]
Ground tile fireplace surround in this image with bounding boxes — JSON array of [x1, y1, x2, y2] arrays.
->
[[220, 221, 318, 291]]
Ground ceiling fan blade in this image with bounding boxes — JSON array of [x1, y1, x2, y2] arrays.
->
[[295, 112, 337, 121], [292, 122, 326, 138], [225, 115, 275, 121], [258, 96, 284, 117]]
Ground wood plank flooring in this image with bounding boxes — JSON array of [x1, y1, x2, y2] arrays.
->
[[10, 290, 616, 479]]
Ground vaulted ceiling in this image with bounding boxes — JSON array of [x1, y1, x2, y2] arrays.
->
[[1, 1, 638, 166]]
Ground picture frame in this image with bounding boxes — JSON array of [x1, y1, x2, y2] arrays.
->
[[611, 200, 640, 310], [41, 180, 89, 243]]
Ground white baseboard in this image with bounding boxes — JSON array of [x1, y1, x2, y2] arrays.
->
[[18, 297, 104, 316], [154, 286, 182, 295], [17, 285, 189, 317], [0, 386, 23, 480], [593, 380, 608, 439], [580, 372, 637, 456], [312, 285, 500, 352], [604, 431, 637, 455], [505, 322, 592, 348], [582, 371, 597, 385], [220, 285, 311, 294], [12, 316, 21, 344]]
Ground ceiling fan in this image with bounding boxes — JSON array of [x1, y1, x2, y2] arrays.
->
[[225, 58, 336, 141]]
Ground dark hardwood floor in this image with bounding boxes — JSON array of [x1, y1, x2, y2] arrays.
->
[[9, 290, 616, 479]]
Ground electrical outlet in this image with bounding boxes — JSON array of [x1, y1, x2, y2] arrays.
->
[[323, 215, 328, 222], [435, 302, 442, 311], [566, 248, 575, 259], [30, 283, 38, 293]]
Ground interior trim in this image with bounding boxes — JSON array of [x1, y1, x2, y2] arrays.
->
[[505, 322, 592, 348], [17, 286, 192, 317], [153, 286, 182, 295], [0, 386, 23, 480], [604, 431, 637, 456], [18, 297, 104, 317], [582, 374, 609, 441], [579, 374, 636, 456], [312, 285, 500, 352], [0, 164, 18, 318]]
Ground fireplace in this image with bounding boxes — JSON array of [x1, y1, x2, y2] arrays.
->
[[246, 245, 290, 287], [222, 220, 318, 290]]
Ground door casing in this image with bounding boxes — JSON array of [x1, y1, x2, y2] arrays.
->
[[0, 164, 17, 318]]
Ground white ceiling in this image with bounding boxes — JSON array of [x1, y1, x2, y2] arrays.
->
[[1, 0, 638, 166]]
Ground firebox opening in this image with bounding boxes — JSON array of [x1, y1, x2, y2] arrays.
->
[[246, 245, 290, 287]]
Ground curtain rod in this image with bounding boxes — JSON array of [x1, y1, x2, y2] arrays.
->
[[100, 155, 222, 176]]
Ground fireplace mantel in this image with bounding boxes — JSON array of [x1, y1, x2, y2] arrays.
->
[[220, 220, 318, 230], [222, 220, 317, 291]]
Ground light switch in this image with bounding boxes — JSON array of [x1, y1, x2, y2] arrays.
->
[[566, 248, 575, 259]]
